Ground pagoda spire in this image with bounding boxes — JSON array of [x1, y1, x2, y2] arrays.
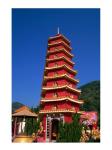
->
[[57, 27, 60, 34]]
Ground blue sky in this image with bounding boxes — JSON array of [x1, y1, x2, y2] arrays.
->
[[12, 9, 100, 107]]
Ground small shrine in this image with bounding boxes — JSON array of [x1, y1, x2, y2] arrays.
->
[[12, 106, 38, 143]]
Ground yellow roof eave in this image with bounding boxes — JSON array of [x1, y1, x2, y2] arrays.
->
[[46, 56, 75, 65], [48, 41, 72, 50], [45, 64, 77, 75], [41, 97, 84, 104], [44, 74, 79, 83], [47, 48, 74, 58], [39, 109, 84, 114], [42, 85, 81, 93]]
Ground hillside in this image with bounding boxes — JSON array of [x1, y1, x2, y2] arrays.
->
[[79, 80, 100, 117], [12, 101, 24, 113]]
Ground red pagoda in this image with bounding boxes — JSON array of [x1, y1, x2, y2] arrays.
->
[[39, 31, 84, 142]]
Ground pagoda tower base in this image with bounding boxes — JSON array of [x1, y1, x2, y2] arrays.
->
[[40, 113, 73, 142]]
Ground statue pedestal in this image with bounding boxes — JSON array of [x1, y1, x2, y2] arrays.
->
[[13, 135, 33, 143]]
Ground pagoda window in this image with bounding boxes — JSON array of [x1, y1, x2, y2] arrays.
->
[[53, 81, 58, 87], [71, 106, 75, 111], [54, 72, 58, 77], [70, 94, 74, 99], [55, 62, 58, 67], [53, 92, 58, 98], [54, 54, 58, 58], [68, 83, 72, 87], [52, 104, 58, 110], [55, 48, 58, 51]]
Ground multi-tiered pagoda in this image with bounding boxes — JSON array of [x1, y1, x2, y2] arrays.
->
[[39, 32, 84, 142]]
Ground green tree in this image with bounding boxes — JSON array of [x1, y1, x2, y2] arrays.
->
[[71, 114, 82, 142], [57, 121, 66, 142], [57, 114, 82, 142], [25, 117, 40, 136], [31, 105, 40, 113], [79, 80, 100, 127]]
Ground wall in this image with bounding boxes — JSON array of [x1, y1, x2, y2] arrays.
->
[[64, 114, 72, 123]]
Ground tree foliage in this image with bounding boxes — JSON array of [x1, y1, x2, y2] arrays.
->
[[24, 105, 41, 135], [57, 114, 83, 142], [31, 105, 40, 113], [79, 80, 100, 126], [12, 102, 24, 113], [25, 117, 40, 136]]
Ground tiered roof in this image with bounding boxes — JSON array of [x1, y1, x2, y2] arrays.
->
[[48, 41, 72, 51], [44, 74, 79, 84], [47, 48, 74, 58], [42, 85, 81, 94], [48, 34, 71, 44], [45, 64, 77, 75], [46, 56, 74, 66], [41, 97, 83, 104], [12, 106, 38, 117]]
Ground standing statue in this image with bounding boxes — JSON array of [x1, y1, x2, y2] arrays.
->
[[37, 122, 45, 142], [21, 118, 26, 133], [18, 122, 22, 134]]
